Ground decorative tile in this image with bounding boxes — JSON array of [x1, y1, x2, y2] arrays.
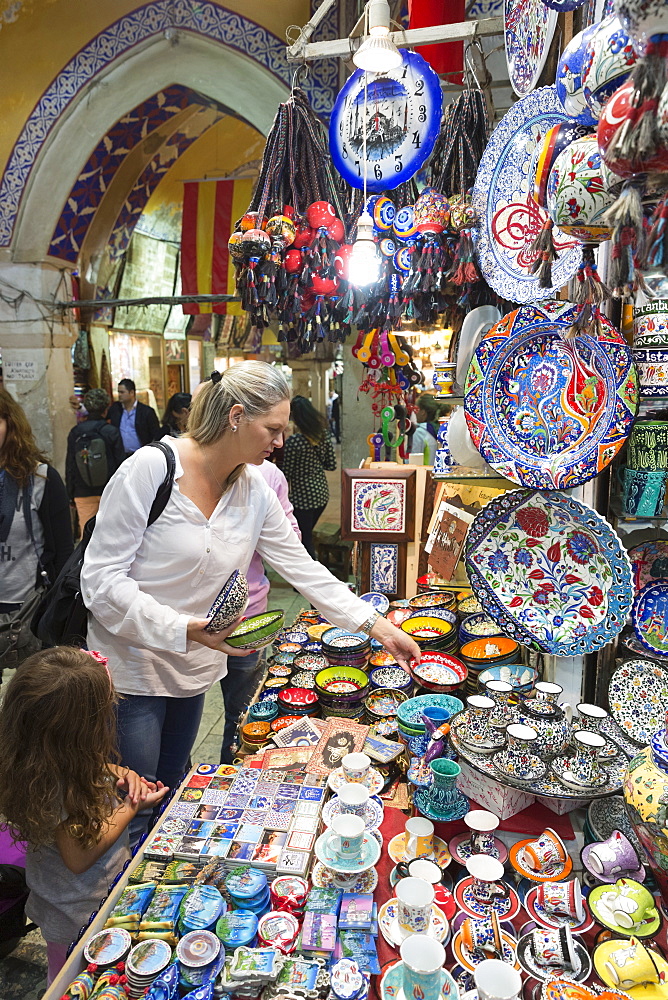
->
[[370, 542, 399, 594]]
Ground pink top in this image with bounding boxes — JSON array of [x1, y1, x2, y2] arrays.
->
[[247, 462, 301, 615]]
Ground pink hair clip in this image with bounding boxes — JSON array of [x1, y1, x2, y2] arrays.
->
[[81, 649, 109, 667]]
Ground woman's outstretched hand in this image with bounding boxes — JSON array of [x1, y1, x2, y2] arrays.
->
[[368, 616, 420, 672], [187, 617, 257, 656]]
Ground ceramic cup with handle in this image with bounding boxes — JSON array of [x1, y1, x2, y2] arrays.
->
[[461, 912, 502, 958], [400, 935, 447, 1000], [603, 937, 661, 989], [328, 815, 365, 860], [474, 959, 522, 1000], [466, 855, 510, 905], [465, 809, 500, 856], [342, 752, 371, 784], [587, 831, 642, 879], [405, 817, 435, 860], [530, 925, 580, 972], [396, 876, 435, 936], [610, 879, 659, 930], [536, 878, 584, 922], [522, 828, 568, 874]]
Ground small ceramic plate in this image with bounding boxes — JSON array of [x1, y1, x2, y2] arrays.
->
[[451, 928, 519, 972], [550, 756, 609, 792], [449, 832, 508, 866], [360, 592, 390, 613], [378, 899, 449, 947], [509, 839, 573, 882], [84, 927, 132, 966], [593, 939, 668, 1000], [515, 931, 591, 982], [453, 876, 522, 920], [387, 831, 451, 868], [314, 830, 381, 874], [523, 886, 594, 933], [588, 884, 662, 939], [327, 766, 384, 796], [493, 749, 547, 784], [322, 794, 384, 831], [379, 960, 457, 1000], [310, 861, 378, 893]]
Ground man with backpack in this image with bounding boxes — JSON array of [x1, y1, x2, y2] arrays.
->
[[65, 388, 125, 531]]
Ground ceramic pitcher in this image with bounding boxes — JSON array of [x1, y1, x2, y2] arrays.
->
[[425, 758, 469, 820], [624, 728, 668, 905]]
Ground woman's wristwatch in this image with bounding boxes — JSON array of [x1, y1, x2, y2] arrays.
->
[[358, 611, 380, 635]]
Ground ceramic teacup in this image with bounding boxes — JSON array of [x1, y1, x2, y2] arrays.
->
[[574, 702, 609, 733], [405, 817, 435, 860], [461, 912, 502, 958], [400, 935, 447, 1000], [337, 782, 370, 819], [530, 925, 579, 972], [534, 681, 563, 704], [522, 828, 568, 874], [587, 831, 642, 880], [536, 878, 584, 923], [466, 855, 510, 904], [465, 809, 500, 856], [342, 752, 371, 784], [396, 876, 435, 936], [474, 959, 522, 1000], [483, 679, 515, 728], [569, 729, 608, 784], [504, 723, 540, 779], [397, 857, 447, 885], [329, 815, 365, 859], [602, 937, 661, 989], [609, 879, 658, 930]]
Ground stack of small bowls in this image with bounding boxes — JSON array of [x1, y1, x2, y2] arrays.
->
[[240, 720, 273, 754], [416, 572, 451, 593], [457, 594, 482, 618], [321, 627, 371, 668], [314, 665, 369, 719], [364, 686, 409, 724], [408, 590, 457, 615], [247, 699, 280, 724], [459, 636, 521, 694], [458, 612, 506, 646], [400, 615, 458, 653], [396, 692, 463, 759], [409, 651, 468, 698], [368, 664, 413, 694], [276, 686, 319, 718]]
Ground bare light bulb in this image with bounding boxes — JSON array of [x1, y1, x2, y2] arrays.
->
[[350, 210, 381, 287], [353, 0, 402, 73]]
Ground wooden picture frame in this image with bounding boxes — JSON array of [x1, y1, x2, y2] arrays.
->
[[358, 541, 407, 599], [341, 468, 416, 542]]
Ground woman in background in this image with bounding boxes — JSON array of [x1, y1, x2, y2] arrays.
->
[[282, 395, 336, 558], [410, 392, 440, 465], [157, 392, 192, 439]]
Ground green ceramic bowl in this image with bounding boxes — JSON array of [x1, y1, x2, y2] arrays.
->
[[226, 610, 285, 649], [397, 693, 464, 730], [314, 665, 369, 698]]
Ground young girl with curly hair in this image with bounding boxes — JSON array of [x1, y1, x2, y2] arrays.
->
[[0, 646, 169, 983]]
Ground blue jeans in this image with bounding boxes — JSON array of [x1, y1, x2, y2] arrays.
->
[[116, 692, 205, 845], [219, 651, 265, 763]]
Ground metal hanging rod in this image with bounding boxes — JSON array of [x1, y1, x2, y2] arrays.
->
[[56, 293, 239, 310]]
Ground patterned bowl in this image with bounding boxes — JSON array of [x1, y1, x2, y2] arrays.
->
[[400, 616, 455, 647], [397, 693, 464, 731], [477, 663, 539, 695], [276, 687, 319, 710], [248, 700, 279, 722], [270, 651, 298, 667], [409, 607, 457, 627], [321, 628, 371, 656], [226, 610, 285, 649], [293, 652, 329, 673], [314, 666, 369, 699], [368, 665, 413, 692], [408, 591, 457, 612], [204, 569, 249, 632], [458, 595, 483, 617], [459, 612, 506, 644], [459, 637, 520, 667], [410, 653, 468, 693], [364, 687, 408, 719]]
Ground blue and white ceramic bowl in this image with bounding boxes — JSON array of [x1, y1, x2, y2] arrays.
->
[[204, 570, 249, 633]]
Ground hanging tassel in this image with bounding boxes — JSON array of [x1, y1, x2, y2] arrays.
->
[[451, 227, 481, 285], [567, 247, 612, 338], [528, 218, 558, 289], [603, 181, 645, 297], [643, 190, 668, 272], [607, 35, 668, 168]]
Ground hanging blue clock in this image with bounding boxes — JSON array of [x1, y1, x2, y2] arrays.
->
[[329, 49, 442, 192]]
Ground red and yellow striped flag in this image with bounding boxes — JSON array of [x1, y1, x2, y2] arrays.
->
[[180, 178, 253, 315]]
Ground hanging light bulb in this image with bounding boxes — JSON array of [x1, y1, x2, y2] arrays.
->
[[350, 209, 381, 286], [353, 0, 402, 74]]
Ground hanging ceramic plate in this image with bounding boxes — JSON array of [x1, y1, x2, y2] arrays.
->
[[472, 88, 581, 303], [505, 0, 558, 97], [464, 489, 633, 656], [609, 657, 668, 744], [632, 581, 668, 659], [628, 541, 668, 593], [543, 0, 587, 7], [464, 302, 639, 489]]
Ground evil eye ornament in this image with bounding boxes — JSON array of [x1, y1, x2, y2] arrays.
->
[[394, 246, 414, 272], [393, 205, 418, 242], [372, 196, 396, 232], [380, 237, 397, 258]]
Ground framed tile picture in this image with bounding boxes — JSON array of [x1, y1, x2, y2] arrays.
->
[[341, 468, 416, 542], [357, 541, 407, 599]]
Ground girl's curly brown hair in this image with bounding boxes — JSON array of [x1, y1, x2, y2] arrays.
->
[[0, 388, 49, 487], [0, 647, 120, 848]]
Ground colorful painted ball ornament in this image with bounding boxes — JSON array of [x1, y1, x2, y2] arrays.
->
[[284, 248, 303, 274], [394, 246, 414, 272], [334, 244, 354, 279], [414, 188, 450, 234], [615, 0, 668, 46], [306, 201, 337, 229], [326, 217, 345, 242], [292, 221, 314, 249], [546, 135, 615, 243], [599, 79, 668, 176], [372, 196, 396, 232], [311, 275, 339, 296], [241, 228, 272, 258], [532, 122, 593, 209], [393, 205, 418, 242], [239, 211, 266, 232], [228, 231, 245, 262], [380, 237, 397, 258], [556, 25, 599, 125], [265, 215, 296, 248], [448, 195, 477, 232], [582, 16, 638, 120]]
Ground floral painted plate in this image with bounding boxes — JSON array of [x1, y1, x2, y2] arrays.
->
[[465, 303, 638, 489], [378, 899, 449, 947], [465, 489, 633, 656], [608, 658, 668, 744], [632, 581, 668, 660], [504, 0, 558, 97], [628, 541, 668, 594], [472, 88, 581, 303], [310, 861, 378, 893]]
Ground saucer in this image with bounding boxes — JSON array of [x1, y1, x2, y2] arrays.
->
[[389, 865, 454, 893], [379, 959, 458, 1000], [550, 756, 609, 792], [453, 718, 506, 754], [378, 899, 449, 947], [327, 767, 384, 796], [387, 832, 451, 868], [314, 830, 381, 874], [322, 795, 384, 831], [524, 886, 595, 933], [588, 884, 662, 939], [414, 788, 469, 822], [516, 931, 592, 982], [310, 861, 378, 893], [493, 749, 547, 784], [593, 939, 668, 1000], [453, 876, 522, 920], [581, 843, 645, 884], [449, 832, 508, 866], [451, 928, 519, 972], [509, 839, 573, 883]]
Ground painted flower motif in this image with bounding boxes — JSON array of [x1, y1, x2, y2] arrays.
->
[[588, 585, 604, 607], [566, 530, 597, 564], [488, 550, 509, 572], [530, 363, 558, 394], [515, 506, 550, 538], [609, 30, 625, 53], [533, 590, 550, 606], [514, 549, 533, 568], [553, 615, 564, 626], [567, 197, 581, 218], [513, 409, 536, 435]]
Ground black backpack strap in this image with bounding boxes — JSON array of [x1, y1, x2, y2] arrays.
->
[[145, 441, 176, 527], [22, 475, 50, 587]]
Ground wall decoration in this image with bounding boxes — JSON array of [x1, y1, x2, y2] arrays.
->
[[341, 468, 416, 542], [306, 720, 370, 778], [504, 0, 558, 97], [370, 543, 400, 594]]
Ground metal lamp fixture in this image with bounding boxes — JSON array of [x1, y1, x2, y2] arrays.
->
[[350, 208, 381, 286], [353, 0, 402, 73]]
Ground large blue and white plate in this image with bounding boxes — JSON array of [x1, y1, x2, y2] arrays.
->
[[632, 581, 668, 660], [464, 302, 638, 489], [465, 489, 633, 656], [505, 0, 558, 97], [472, 88, 581, 303]]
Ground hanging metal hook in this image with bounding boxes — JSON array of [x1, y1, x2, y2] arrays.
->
[[291, 62, 310, 94], [463, 37, 486, 92]]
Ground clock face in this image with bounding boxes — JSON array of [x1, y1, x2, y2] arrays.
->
[[329, 49, 442, 191]]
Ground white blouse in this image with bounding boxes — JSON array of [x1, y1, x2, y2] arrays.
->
[[81, 440, 370, 697]]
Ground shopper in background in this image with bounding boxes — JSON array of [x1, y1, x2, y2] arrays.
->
[[0, 390, 72, 669], [65, 388, 125, 530], [81, 361, 419, 842], [157, 392, 192, 439], [0, 646, 168, 984], [328, 389, 340, 443], [107, 378, 160, 455], [410, 392, 440, 465], [282, 395, 336, 558]]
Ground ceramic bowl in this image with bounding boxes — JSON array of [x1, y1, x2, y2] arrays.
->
[[314, 666, 369, 698], [401, 616, 455, 647], [276, 687, 319, 710], [397, 693, 464, 731], [459, 612, 505, 644], [364, 687, 408, 720], [410, 652, 468, 693], [408, 591, 457, 612], [458, 595, 483, 617], [369, 650, 398, 668], [459, 636, 520, 667], [248, 700, 279, 722], [477, 663, 539, 695], [270, 651, 298, 667], [368, 665, 413, 692], [226, 610, 285, 649], [204, 570, 249, 632], [293, 652, 329, 673], [321, 628, 371, 656]]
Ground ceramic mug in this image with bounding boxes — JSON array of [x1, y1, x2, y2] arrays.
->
[[588, 831, 641, 879], [627, 421, 668, 472], [530, 925, 579, 971], [536, 879, 584, 922], [603, 937, 661, 989], [474, 959, 522, 1000], [466, 855, 510, 904], [610, 880, 658, 930], [342, 752, 371, 784], [337, 782, 370, 819], [505, 724, 540, 779], [396, 876, 435, 935], [569, 729, 607, 784], [534, 681, 563, 703], [574, 702, 608, 733], [329, 815, 365, 859], [461, 912, 502, 957], [522, 828, 568, 874], [405, 817, 435, 860], [621, 467, 668, 517], [397, 857, 447, 885], [465, 809, 500, 856], [400, 935, 446, 1000]]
